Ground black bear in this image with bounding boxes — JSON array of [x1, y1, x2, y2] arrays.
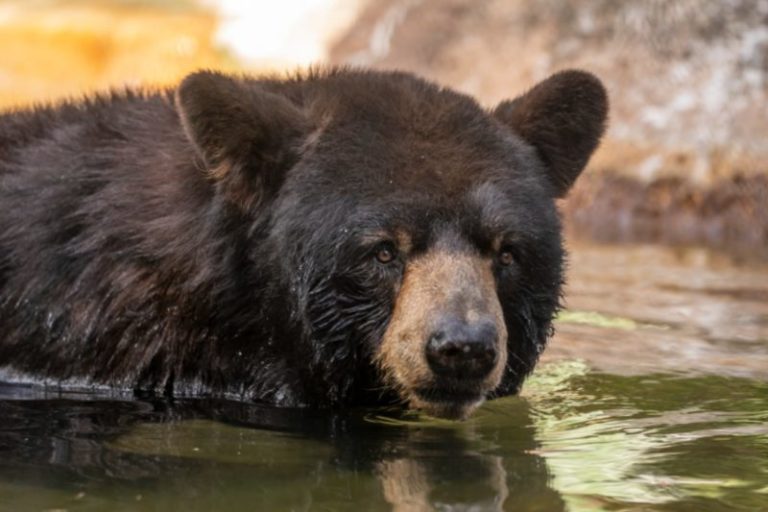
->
[[0, 68, 607, 419]]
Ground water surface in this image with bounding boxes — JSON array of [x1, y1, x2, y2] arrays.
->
[[1, 244, 767, 512]]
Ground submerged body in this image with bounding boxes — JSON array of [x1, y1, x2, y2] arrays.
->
[[0, 68, 607, 418]]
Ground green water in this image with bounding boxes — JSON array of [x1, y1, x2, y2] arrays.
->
[[1, 245, 767, 511], [0, 364, 766, 511]]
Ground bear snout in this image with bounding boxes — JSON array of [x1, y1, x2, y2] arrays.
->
[[425, 317, 498, 380], [376, 248, 508, 418]]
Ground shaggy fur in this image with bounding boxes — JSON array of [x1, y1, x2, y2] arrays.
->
[[0, 68, 607, 417]]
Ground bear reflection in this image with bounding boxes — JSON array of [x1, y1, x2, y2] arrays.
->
[[0, 392, 564, 511], [327, 401, 565, 511], [378, 455, 509, 511]]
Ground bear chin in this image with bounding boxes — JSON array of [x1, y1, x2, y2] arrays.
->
[[410, 396, 486, 421], [408, 388, 485, 420]]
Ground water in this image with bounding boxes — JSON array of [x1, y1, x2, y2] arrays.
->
[[1, 244, 767, 512]]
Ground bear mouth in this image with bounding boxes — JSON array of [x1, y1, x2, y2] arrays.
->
[[414, 386, 483, 403], [410, 386, 487, 420]]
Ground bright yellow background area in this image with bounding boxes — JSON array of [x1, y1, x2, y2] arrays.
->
[[0, 1, 238, 109]]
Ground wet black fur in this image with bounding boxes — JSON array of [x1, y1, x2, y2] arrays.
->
[[0, 68, 607, 408]]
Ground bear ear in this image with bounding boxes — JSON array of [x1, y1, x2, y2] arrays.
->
[[175, 70, 309, 206], [493, 70, 608, 198]]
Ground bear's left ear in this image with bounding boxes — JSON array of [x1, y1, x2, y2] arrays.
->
[[493, 70, 608, 198], [175, 70, 309, 207]]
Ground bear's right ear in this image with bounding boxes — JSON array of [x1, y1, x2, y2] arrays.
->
[[175, 71, 309, 207]]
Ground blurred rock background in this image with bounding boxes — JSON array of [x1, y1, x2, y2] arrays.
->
[[1, 0, 766, 257], [330, 0, 768, 258]]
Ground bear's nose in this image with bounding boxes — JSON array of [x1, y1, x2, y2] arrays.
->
[[425, 318, 498, 379]]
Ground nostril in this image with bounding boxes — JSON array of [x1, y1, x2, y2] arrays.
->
[[430, 330, 446, 343], [456, 340, 495, 360], [427, 331, 446, 353]]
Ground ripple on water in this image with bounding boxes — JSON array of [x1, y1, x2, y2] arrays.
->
[[0, 361, 766, 511], [520, 361, 768, 511]]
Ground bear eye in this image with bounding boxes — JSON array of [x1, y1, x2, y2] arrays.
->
[[498, 246, 515, 266], [374, 242, 397, 264]]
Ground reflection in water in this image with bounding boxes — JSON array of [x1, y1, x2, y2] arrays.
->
[[2, 357, 767, 511], [523, 362, 768, 511], [0, 387, 563, 511], [367, 411, 556, 511], [378, 455, 509, 512]]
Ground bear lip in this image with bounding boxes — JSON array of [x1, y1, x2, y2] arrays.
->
[[409, 386, 488, 420], [410, 391, 486, 420], [413, 386, 484, 403]]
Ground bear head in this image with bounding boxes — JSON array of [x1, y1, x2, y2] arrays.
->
[[175, 68, 607, 419]]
